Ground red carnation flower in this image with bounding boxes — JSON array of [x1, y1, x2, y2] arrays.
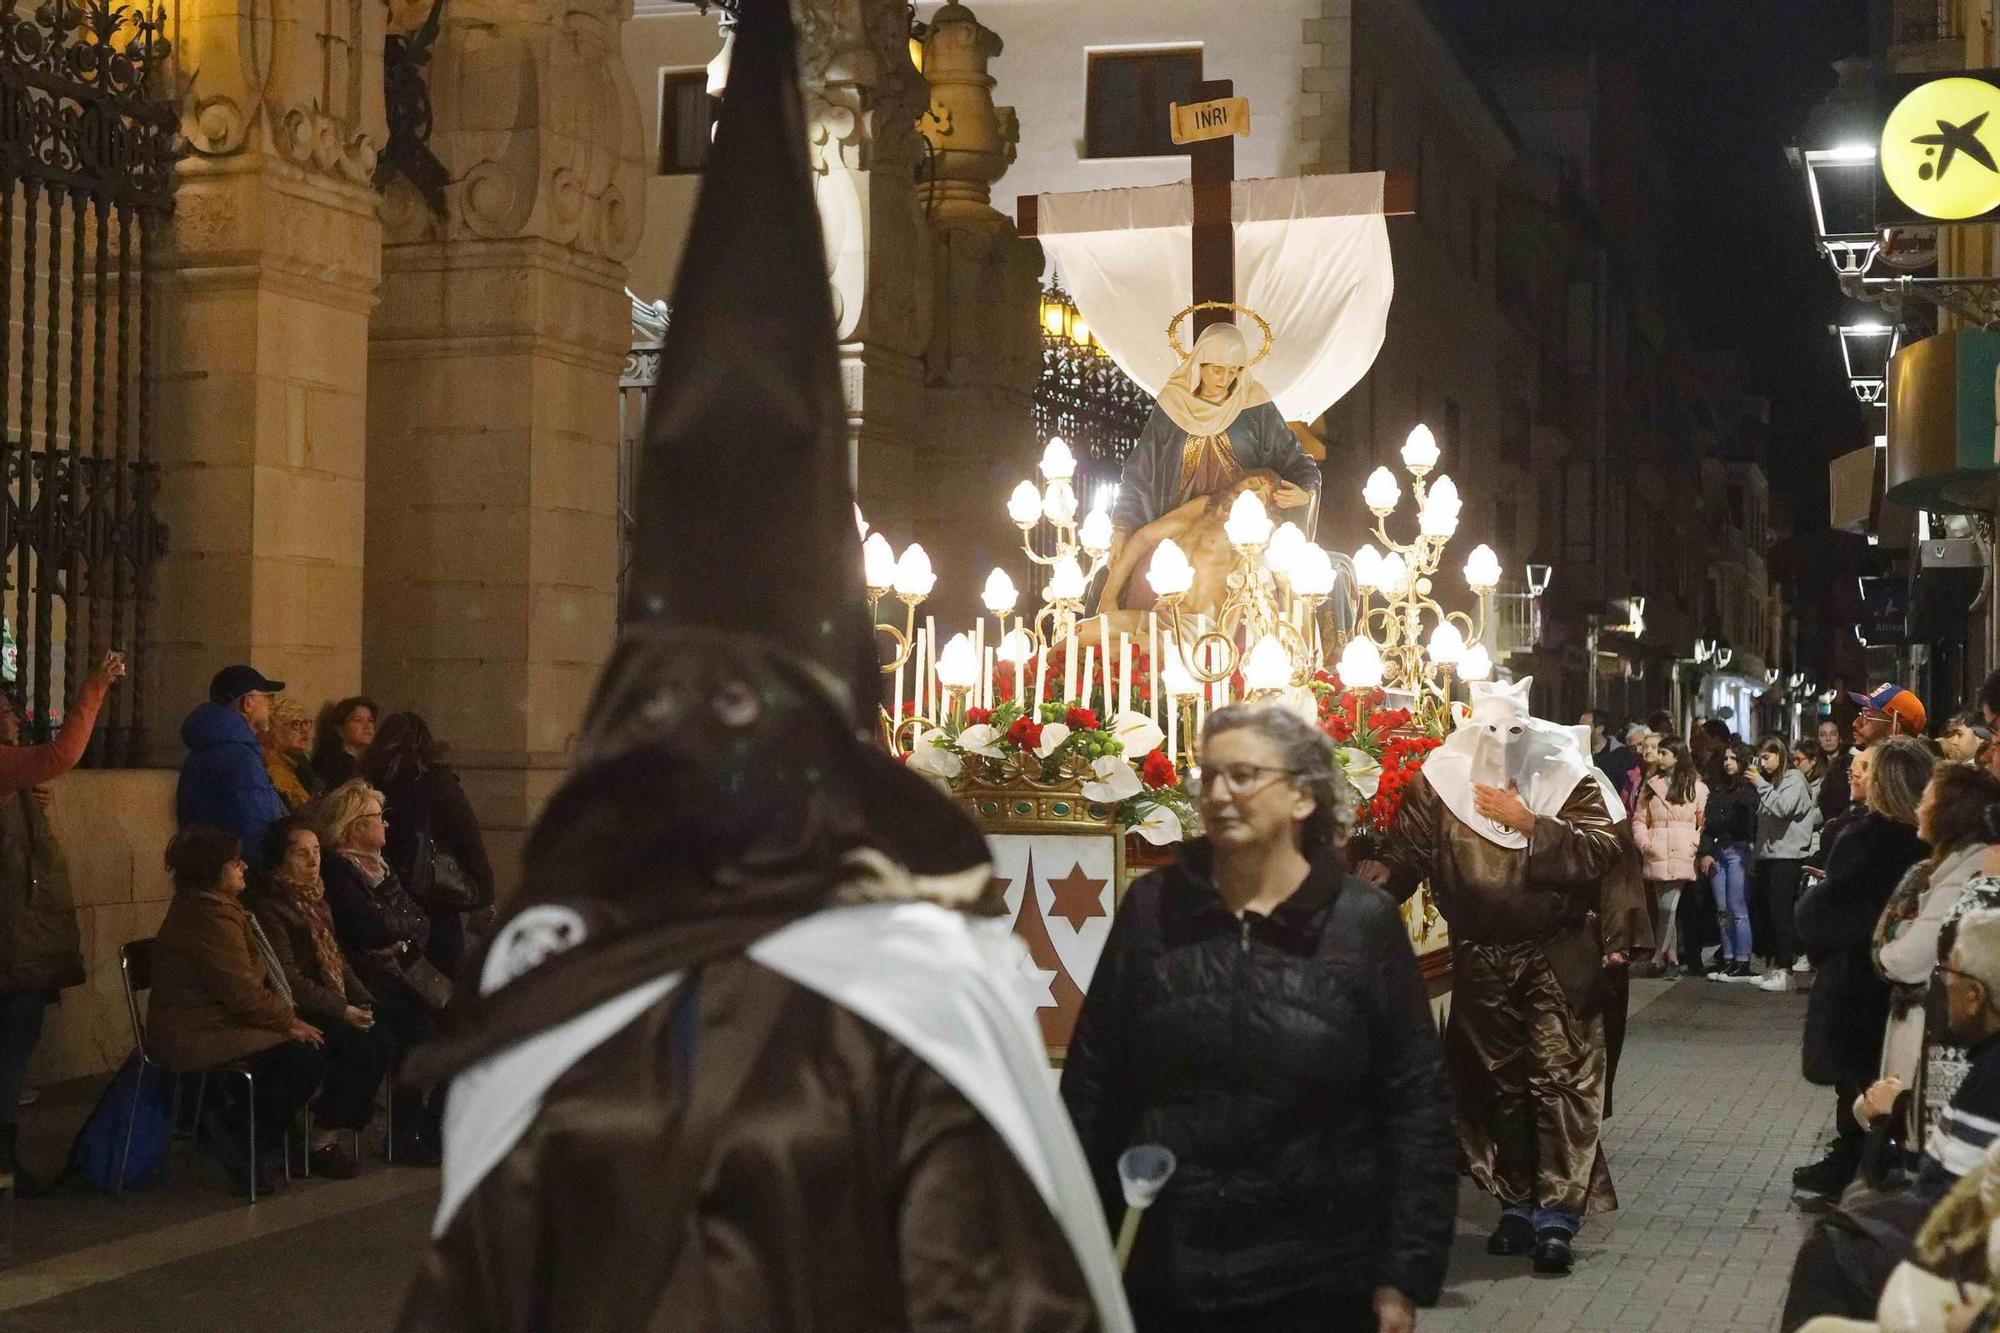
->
[[1141, 750, 1178, 790], [963, 707, 993, 726], [1066, 707, 1101, 732], [1324, 715, 1354, 743], [1006, 717, 1044, 750]]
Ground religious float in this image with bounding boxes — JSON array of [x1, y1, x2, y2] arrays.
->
[[862, 83, 1512, 1048]]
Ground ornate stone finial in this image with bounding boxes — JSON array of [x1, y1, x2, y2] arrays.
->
[[916, 0, 1017, 226]]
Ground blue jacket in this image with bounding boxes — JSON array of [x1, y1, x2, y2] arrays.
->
[[176, 703, 285, 863]]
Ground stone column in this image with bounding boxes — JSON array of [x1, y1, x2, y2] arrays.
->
[[150, 0, 386, 749], [913, 1, 1041, 615], [366, 0, 646, 880]]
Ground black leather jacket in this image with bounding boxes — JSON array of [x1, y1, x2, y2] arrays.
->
[[1060, 841, 1456, 1311]]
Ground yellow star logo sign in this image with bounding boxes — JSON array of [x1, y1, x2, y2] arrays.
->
[[1882, 76, 2000, 220]]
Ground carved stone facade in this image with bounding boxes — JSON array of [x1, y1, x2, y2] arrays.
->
[[150, 0, 388, 737], [366, 0, 647, 874]]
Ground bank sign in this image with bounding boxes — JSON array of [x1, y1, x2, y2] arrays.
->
[[1878, 71, 2000, 225]]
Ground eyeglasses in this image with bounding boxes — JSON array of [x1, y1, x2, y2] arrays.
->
[[1188, 763, 1296, 799]]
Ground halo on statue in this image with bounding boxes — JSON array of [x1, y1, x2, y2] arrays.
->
[[1165, 301, 1275, 366]]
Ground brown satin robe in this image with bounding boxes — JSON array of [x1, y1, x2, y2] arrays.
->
[[396, 955, 1099, 1332], [1381, 772, 1638, 1217]]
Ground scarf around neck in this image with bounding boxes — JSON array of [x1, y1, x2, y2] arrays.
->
[[277, 864, 347, 1004], [340, 847, 391, 888]]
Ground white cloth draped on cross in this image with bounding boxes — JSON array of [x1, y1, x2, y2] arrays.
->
[[1034, 171, 1395, 424]]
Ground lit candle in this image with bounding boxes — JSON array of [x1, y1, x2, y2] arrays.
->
[[1081, 645, 1097, 714]]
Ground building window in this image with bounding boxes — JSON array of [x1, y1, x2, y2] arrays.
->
[[658, 69, 714, 176], [1085, 49, 1201, 159]]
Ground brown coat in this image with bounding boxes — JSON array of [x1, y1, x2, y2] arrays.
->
[[396, 956, 1097, 1333], [246, 881, 374, 1025], [147, 889, 294, 1072]]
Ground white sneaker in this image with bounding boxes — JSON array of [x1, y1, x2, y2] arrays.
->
[[1793, 957, 1812, 973], [1757, 971, 1791, 993]]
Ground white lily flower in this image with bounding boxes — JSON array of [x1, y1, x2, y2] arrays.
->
[[1034, 723, 1072, 758], [1133, 804, 1184, 846], [1081, 755, 1144, 803], [955, 723, 1005, 758], [906, 730, 963, 781], [1109, 710, 1165, 758], [1336, 746, 1381, 799]]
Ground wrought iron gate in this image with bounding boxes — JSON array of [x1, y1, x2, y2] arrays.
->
[[0, 0, 173, 761]]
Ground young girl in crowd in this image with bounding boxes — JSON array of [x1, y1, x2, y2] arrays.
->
[[1633, 737, 1706, 977], [1701, 743, 1761, 981]]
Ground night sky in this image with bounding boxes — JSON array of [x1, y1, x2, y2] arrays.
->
[[1442, 0, 1876, 546]]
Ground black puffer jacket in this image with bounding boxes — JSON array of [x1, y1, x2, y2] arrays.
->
[[1795, 810, 1928, 1087], [1700, 780, 1759, 853], [1060, 841, 1456, 1311]]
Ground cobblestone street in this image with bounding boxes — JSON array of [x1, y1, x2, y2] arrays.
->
[[0, 977, 1827, 1331]]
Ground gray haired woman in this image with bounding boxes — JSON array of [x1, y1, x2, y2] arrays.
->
[[1061, 703, 1457, 1332]]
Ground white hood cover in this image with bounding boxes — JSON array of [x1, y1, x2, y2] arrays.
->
[[1421, 677, 1615, 849]]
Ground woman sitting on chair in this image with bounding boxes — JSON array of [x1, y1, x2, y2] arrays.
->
[[148, 825, 326, 1195]]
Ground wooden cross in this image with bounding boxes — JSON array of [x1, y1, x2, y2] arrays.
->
[[1018, 77, 1415, 334]]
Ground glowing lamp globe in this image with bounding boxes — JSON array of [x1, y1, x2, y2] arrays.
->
[[1352, 544, 1384, 592], [1078, 507, 1115, 556], [1265, 523, 1306, 579], [1223, 491, 1273, 548], [1007, 481, 1042, 527], [1038, 437, 1076, 481], [1418, 475, 1462, 538], [1337, 635, 1384, 690], [1046, 556, 1087, 603], [1362, 466, 1401, 515], [1401, 423, 1441, 474], [1146, 540, 1196, 598], [1041, 480, 1079, 526], [1463, 543, 1503, 592], [1289, 544, 1337, 597], [1241, 635, 1293, 693], [1377, 551, 1410, 595], [862, 533, 898, 592], [935, 634, 980, 690], [892, 544, 936, 598], [1160, 649, 1201, 698], [1459, 643, 1493, 682], [1426, 620, 1466, 667], [982, 568, 1018, 615], [853, 505, 869, 541], [997, 629, 1033, 664]]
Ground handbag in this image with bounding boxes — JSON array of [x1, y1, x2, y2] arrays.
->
[[410, 811, 483, 911], [395, 952, 455, 1013]]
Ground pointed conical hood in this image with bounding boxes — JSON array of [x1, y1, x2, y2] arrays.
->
[[623, 0, 877, 724]]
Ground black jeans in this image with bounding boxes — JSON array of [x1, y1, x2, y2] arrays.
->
[[1130, 1286, 1381, 1332], [360, 971, 443, 1142], [312, 1013, 394, 1131], [212, 1039, 325, 1159], [0, 990, 48, 1128], [1758, 858, 1805, 968]]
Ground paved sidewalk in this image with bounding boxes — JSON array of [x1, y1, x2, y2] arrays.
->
[[1425, 977, 1825, 1332], [0, 976, 1828, 1331]]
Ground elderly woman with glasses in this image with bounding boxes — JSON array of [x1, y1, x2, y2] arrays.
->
[[319, 778, 443, 1165], [1061, 703, 1455, 1333]]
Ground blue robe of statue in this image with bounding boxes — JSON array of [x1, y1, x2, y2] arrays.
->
[[1110, 399, 1322, 539]]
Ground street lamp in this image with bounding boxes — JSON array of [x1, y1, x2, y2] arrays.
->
[[1791, 142, 1881, 277], [1525, 564, 1552, 597], [1832, 319, 1900, 405]]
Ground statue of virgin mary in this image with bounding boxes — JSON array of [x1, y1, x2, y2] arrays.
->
[[1109, 322, 1322, 545]]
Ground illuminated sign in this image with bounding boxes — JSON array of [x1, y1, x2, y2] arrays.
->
[[1878, 72, 2000, 223]]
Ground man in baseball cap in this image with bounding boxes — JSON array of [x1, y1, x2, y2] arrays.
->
[[1848, 683, 1927, 748], [178, 663, 289, 862]]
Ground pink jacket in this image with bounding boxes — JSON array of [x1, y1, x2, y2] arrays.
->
[[1632, 774, 1707, 883]]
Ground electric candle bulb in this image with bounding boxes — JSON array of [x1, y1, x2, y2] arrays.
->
[[1147, 540, 1196, 598], [1463, 543, 1502, 592], [1377, 551, 1410, 595], [1337, 635, 1384, 689], [1401, 423, 1441, 473], [982, 568, 1018, 615], [1459, 643, 1493, 682], [1427, 620, 1465, 667], [1242, 635, 1293, 693], [997, 629, 1033, 664], [862, 533, 897, 591], [1223, 490, 1273, 548], [1042, 480, 1079, 525], [1046, 556, 1087, 603], [892, 544, 936, 598], [1078, 507, 1114, 556], [1362, 466, 1401, 514], [935, 633, 980, 690], [1289, 543, 1336, 597], [1007, 480, 1042, 527], [1352, 544, 1383, 592], [1265, 522, 1306, 579], [1419, 475, 1462, 538], [1039, 437, 1076, 481]]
